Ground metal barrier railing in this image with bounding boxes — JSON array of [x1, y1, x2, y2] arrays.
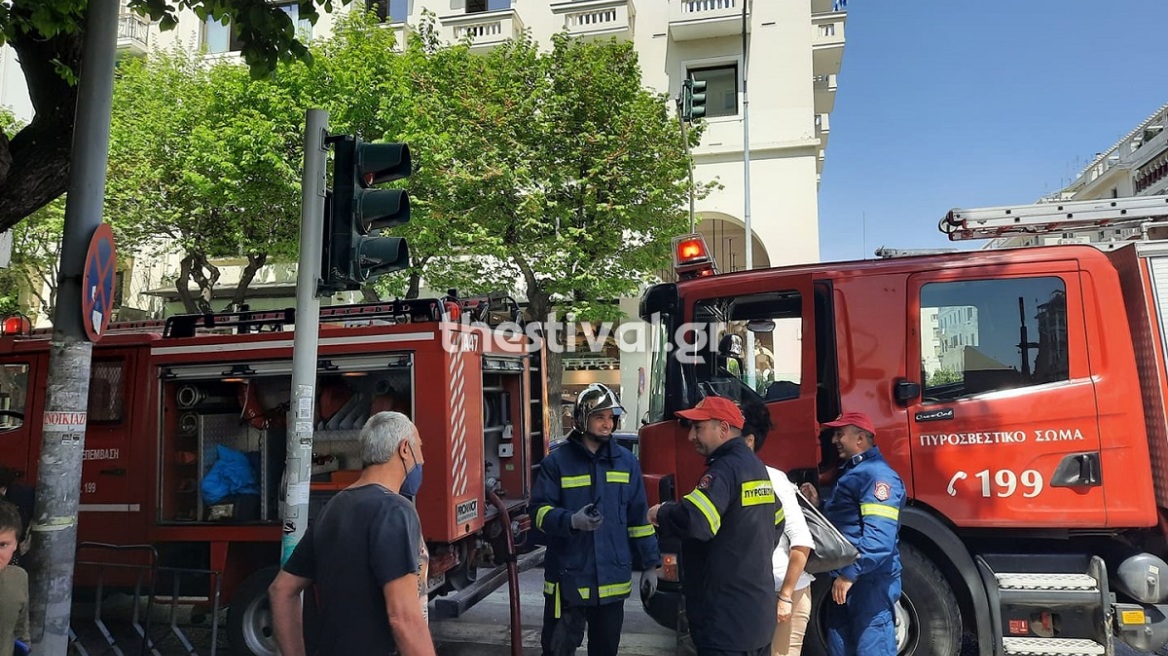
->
[[68, 543, 222, 656]]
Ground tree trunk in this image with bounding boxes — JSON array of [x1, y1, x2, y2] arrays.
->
[[0, 23, 82, 230], [526, 289, 564, 441], [226, 253, 268, 311], [360, 285, 380, 302], [406, 271, 422, 299], [175, 255, 201, 314], [186, 253, 219, 314]]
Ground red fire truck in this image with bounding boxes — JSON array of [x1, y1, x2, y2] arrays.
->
[[638, 195, 1168, 655], [0, 294, 548, 655]]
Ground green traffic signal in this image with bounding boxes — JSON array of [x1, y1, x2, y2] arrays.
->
[[689, 79, 707, 120], [682, 78, 707, 123], [356, 236, 410, 281], [321, 135, 413, 292]]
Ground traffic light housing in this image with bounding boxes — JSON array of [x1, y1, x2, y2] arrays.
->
[[321, 136, 412, 293], [681, 78, 707, 123]]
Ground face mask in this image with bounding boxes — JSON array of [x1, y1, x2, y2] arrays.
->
[[400, 443, 423, 498]]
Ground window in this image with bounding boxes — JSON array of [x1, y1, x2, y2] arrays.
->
[[367, 0, 409, 23], [0, 364, 29, 429], [693, 290, 802, 402], [203, 16, 242, 54], [467, 0, 511, 13], [88, 360, 126, 423], [920, 277, 1068, 401], [203, 2, 311, 54], [687, 64, 738, 118]]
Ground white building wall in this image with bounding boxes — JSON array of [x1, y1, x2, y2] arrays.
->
[[0, 46, 33, 123]]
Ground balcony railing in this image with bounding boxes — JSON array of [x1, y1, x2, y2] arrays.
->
[[117, 12, 150, 55], [551, 0, 635, 41], [811, 13, 845, 77], [668, 0, 749, 41], [441, 9, 525, 48]]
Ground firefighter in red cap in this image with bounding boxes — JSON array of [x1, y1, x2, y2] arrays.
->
[[801, 411, 905, 656], [531, 383, 660, 656], [648, 394, 782, 656]]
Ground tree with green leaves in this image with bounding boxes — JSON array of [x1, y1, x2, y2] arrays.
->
[[107, 50, 303, 313], [398, 29, 705, 421], [0, 0, 344, 232]]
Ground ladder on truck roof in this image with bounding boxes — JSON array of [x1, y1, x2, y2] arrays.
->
[[940, 194, 1168, 241]]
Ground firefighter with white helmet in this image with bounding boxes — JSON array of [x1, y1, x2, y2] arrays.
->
[[532, 383, 660, 656]]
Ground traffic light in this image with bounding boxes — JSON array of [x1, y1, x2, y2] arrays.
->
[[321, 136, 412, 292], [681, 78, 707, 123]]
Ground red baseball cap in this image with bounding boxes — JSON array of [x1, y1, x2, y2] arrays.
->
[[822, 411, 876, 436], [676, 395, 745, 430]]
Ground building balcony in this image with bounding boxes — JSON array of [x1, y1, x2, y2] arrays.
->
[[117, 12, 150, 56], [551, 0, 636, 41], [813, 73, 837, 114], [815, 112, 830, 153], [668, 0, 749, 42], [812, 12, 845, 77], [440, 9, 525, 49]]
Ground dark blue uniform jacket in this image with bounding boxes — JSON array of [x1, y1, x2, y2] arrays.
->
[[532, 432, 660, 607], [823, 446, 906, 581], [657, 437, 783, 652]]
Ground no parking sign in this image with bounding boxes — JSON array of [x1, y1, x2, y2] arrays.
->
[[82, 223, 117, 342]]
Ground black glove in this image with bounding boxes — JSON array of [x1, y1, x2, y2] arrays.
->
[[570, 504, 603, 531]]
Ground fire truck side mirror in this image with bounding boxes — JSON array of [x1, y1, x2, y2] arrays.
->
[[893, 378, 920, 406]]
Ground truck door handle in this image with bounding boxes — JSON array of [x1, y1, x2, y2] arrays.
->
[[893, 378, 920, 406], [1050, 452, 1101, 488], [99, 468, 126, 476]]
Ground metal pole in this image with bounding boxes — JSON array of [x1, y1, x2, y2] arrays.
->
[[676, 98, 696, 234], [687, 120, 696, 234], [281, 109, 328, 563], [742, 0, 756, 387], [28, 0, 118, 651]]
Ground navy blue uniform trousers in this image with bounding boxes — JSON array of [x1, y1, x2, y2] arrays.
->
[[827, 571, 901, 656]]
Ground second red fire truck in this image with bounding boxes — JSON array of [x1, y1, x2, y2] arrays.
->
[[638, 195, 1168, 655]]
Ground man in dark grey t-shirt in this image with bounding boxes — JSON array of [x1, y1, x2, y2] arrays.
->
[[269, 412, 435, 656]]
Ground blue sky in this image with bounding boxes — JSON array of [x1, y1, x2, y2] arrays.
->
[[817, 1, 1168, 262]]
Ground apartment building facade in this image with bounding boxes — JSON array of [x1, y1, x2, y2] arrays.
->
[[988, 102, 1168, 250]]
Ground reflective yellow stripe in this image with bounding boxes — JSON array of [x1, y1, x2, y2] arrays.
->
[[861, 503, 900, 521], [741, 480, 775, 506], [684, 489, 722, 535], [544, 581, 556, 595], [775, 507, 785, 525], [628, 524, 655, 538], [578, 587, 591, 600], [598, 581, 633, 598], [536, 505, 553, 529], [555, 582, 561, 618], [606, 470, 630, 484], [562, 474, 591, 489]]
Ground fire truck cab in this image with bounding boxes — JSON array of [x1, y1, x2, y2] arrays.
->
[[0, 295, 548, 655], [639, 196, 1168, 655]]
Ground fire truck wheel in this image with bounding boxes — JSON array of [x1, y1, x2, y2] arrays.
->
[[803, 543, 961, 656], [227, 566, 280, 656]]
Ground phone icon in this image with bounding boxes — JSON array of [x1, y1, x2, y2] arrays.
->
[[946, 471, 967, 497]]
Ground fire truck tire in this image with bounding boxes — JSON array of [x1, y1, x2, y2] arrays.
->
[[227, 566, 280, 656], [803, 543, 961, 656]]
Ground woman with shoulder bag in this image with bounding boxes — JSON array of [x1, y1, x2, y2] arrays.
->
[[740, 397, 814, 656]]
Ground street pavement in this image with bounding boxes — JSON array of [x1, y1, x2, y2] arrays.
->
[[70, 565, 675, 655], [431, 567, 675, 655]]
